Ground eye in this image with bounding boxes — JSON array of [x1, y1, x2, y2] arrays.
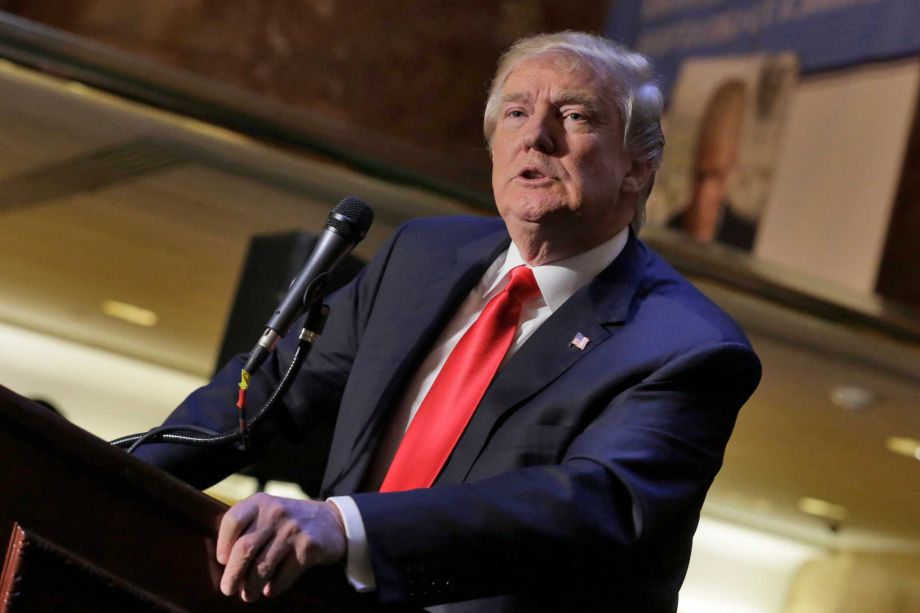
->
[[505, 108, 526, 119], [564, 111, 588, 122]]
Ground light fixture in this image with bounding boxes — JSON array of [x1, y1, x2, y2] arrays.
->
[[101, 300, 158, 327], [797, 497, 848, 521], [885, 436, 920, 460], [829, 385, 876, 411]]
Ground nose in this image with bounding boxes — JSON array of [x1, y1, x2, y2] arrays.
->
[[522, 111, 556, 154]]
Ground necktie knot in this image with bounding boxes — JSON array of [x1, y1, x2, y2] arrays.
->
[[505, 266, 540, 304]]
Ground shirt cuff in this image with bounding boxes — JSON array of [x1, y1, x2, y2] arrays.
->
[[327, 495, 376, 592]]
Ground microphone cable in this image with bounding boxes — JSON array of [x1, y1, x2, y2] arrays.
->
[[111, 196, 371, 455], [111, 303, 328, 454]]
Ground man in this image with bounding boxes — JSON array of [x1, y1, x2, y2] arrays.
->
[[138, 32, 761, 611], [668, 79, 757, 251]]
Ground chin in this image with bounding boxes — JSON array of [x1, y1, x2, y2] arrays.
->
[[500, 195, 568, 226]]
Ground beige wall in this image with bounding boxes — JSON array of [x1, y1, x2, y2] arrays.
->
[[785, 552, 920, 612], [755, 59, 920, 294]]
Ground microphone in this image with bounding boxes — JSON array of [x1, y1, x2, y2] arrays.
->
[[243, 196, 374, 373]]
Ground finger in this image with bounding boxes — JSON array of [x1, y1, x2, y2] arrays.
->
[[243, 530, 294, 601], [220, 526, 274, 597], [216, 497, 260, 565], [263, 551, 308, 598]]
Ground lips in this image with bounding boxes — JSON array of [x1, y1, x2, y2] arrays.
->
[[516, 166, 554, 182]]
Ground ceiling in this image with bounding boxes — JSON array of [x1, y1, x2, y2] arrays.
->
[[0, 58, 918, 554], [0, 57, 472, 375]]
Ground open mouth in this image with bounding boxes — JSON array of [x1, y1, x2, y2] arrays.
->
[[519, 168, 550, 180]]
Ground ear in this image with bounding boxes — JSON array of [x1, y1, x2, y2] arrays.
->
[[620, 157, 654, 195]]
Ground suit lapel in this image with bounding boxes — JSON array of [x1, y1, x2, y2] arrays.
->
[[323, 223, 511, 494], [437, 233, 648, 484]]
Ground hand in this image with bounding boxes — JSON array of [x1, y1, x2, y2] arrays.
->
[[216, 493, 347, 602]]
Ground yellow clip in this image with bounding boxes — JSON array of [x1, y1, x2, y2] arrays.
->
[[239, 369, 250, 391]]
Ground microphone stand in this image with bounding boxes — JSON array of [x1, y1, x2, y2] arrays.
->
[[110, 302, 330, 454]]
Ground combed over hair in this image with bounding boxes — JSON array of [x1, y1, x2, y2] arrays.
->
[[483, 31, 665, 232]]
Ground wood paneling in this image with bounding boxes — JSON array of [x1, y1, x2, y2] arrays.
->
[[0, 1, 609, 167]]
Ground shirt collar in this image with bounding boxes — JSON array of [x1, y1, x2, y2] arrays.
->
[[485, 226, 630, 312]]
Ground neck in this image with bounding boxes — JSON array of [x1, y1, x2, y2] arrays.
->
[[510, 222, 631, 267], [512, 233, 567, 266]]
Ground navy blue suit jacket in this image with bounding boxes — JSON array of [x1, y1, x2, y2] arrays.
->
[[139, 215, 761, 612]]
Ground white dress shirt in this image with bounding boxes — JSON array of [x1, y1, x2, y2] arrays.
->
[[329, 226, 629, 591]]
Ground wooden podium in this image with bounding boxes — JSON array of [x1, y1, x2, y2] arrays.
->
[[0, 384, 394, 612]]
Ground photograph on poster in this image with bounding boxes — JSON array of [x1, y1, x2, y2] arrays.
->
[[647, 53, 798, 252]]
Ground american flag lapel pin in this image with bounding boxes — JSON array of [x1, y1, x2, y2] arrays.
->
[[569, 332, 589, 351]]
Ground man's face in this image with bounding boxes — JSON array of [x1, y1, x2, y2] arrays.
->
[[490, 54, 641, 262]]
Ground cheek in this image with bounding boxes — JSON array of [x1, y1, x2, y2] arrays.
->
[[561, 158, 594, 195], [491, 157, 508, 188], [491, 147, 515, 181]]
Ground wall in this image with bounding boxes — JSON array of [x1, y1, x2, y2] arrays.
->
[[755, 59, 919, 294], [0, 0, 608, 168], [785, 552, 920, 612]]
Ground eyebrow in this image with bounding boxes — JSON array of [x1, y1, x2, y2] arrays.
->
[[500, 89, 603, 117], [555, 89, 602, 116]]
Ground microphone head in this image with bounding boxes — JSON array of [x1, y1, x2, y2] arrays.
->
[[327, 196, 374, 243]]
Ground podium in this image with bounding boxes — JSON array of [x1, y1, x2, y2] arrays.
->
[[0, 384, 387, 612]]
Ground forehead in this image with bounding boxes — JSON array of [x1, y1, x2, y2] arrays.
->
[[500, 53, 609, 102]]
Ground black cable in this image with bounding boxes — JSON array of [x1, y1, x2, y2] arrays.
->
[[111, 331, 312, 454], [124, 424, 219, 454]]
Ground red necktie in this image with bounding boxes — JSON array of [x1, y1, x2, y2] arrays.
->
[[380, 266, 541, 492]]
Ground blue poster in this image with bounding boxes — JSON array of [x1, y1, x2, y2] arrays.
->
[[606, 0, 920, 93]]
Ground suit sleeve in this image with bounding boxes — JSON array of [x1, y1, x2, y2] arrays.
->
[[131, 223, 409, 490], [351, 340, 761, 608]]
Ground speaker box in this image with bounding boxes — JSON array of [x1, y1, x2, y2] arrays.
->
[[216, 230, 365, 496]]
